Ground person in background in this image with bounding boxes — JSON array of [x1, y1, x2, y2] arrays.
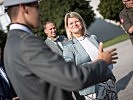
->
[[63, 11, 118, 100], [3, 0, 118, 100], [0, 47, 19, 100], [119, 0, 133, 45], [43, 21, 67, 56]]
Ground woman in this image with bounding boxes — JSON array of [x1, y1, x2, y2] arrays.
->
[[63, 12, 118, 100]]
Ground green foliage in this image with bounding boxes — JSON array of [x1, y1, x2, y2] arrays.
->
[[98, 0, 123, 22], [39, 0, 95, 37]]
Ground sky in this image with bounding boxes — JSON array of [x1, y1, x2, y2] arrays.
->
[[89, 0, 102, 18]]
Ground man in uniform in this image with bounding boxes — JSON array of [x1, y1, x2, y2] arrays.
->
[[119, 0, 133, 45], [3, 0, 118, 100]]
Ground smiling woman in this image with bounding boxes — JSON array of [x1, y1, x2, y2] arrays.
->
[[63, 11, 118, 100]]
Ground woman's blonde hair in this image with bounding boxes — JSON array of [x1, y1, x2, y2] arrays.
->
[[64, 12, 87, 39]]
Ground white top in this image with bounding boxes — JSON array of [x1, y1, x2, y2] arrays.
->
[[77, 37, 98, 61], [77, 37, 113, 70]]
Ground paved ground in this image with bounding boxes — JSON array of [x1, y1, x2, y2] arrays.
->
[[105, 39, 133, 100]]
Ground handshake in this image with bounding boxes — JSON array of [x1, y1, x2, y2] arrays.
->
[[97, 42, 118, 65]]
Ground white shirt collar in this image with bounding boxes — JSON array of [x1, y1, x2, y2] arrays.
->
[[0, 67, 9, 85], [10, 24, 33, 35], [76, 36, 85, 41]]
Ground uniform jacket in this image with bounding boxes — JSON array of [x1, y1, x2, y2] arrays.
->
[[4, 28, 114, 100], [63, 35, 100, 95], [119, 7, 133, 44], [119, 7, 133, 33], [45, 35, 67, 56]]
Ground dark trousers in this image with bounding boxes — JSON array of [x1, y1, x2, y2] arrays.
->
[[129, 34, 133, 45], [73, 92, 85, 100]]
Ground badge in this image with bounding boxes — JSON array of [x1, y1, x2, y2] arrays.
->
[[120, 18, 124, 23]]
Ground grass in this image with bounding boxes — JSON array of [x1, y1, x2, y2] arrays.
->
[[103, 33, 129, 48]]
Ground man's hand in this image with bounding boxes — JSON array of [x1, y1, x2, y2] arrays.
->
[[97, 42, 118, 65], [12, 97, 19, 100], [128, 26, 133, 34]]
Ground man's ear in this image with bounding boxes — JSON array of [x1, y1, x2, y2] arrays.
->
[[122, 0, 126, 4], [20, 4, 29, 14], [44, 29, 48, 35], [24, 6, 29, 14], [123, 2, 126, 4]]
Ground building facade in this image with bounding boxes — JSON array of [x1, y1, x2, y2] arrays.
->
[[0, 0, 10, 33]]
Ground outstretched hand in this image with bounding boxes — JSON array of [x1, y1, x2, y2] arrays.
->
[[12, 97, 19, 100], [97, 42, 118, 65]]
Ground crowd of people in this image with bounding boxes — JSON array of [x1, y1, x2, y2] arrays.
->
[[0, 0, 132, 100]]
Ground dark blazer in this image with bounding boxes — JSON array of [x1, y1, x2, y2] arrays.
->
[[0, 64, 12, 99], [4, 29, 114, 100]]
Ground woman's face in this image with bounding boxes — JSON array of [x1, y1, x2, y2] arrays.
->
[[67, 17, 82, 35]]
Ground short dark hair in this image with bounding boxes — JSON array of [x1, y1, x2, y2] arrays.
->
[[7, 5, 19, 20], [43, 20, 55, 29]]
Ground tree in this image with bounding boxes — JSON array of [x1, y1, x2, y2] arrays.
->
[[39, 0, 95, 37], [98, 0, 123, 22]]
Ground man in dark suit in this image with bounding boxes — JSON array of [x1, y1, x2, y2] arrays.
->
[[44, 21, 67, 56], [0, 63, 12, 100], [119, 0, 133, 45], [3, 0, 118, 100], [0, 47, 18, 100]]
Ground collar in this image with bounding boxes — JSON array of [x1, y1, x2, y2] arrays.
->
[[47, 36, 59, 42], [75, 34, 90, 41], [10, 24, 33, 35], [76, 36, 85, 41]]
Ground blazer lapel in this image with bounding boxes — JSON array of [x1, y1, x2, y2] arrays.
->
[[86, 35, 99, 48], [45, 38, 63, 56], [73, 38, 86, 54], [72, 38, 91, 63]]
